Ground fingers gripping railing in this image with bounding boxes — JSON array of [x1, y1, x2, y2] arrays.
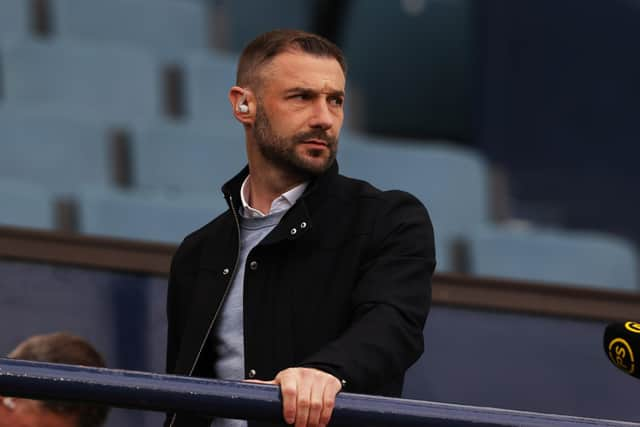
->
[[0, 358, 634, 427]]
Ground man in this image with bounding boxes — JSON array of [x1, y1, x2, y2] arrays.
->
[[0, 332, 109, 427], [166, 29, 435, 427]]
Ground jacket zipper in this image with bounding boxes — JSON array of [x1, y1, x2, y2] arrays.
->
[[168, 195, 242, 427]]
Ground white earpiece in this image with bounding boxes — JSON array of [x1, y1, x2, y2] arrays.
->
[[236, 92, 249, 113]]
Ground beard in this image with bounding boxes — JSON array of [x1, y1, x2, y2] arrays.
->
[[252, 103, 338, 179]]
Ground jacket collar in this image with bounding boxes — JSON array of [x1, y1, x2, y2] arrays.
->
[[219, 161, 339, 245], [221, 160, 339, 206]]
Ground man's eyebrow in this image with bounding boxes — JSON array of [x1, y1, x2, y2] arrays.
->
[[284, 87, 345, 97]]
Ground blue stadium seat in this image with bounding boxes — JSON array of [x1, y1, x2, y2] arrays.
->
[[131, 122, 245, 193], [51, 0, 209, 60], [0, 0, 30, 42], [0, 180, 54, 229], [0, 113, 112, 194], [468, 224, 639, 291], [341, 0, 474, 140], [216, 0, 313, 52], [1, 39, 161, 125], [339, 131, 490, 272], [77, 188, 227, 243], [183, 50, 239, 122]]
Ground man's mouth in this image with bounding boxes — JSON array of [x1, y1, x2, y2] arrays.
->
[[302, 138, 329, 147]]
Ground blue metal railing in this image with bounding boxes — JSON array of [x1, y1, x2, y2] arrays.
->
[[0, 358, 635, 427]]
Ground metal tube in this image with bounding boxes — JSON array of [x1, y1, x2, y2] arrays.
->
[[0, 358, 635, 427]]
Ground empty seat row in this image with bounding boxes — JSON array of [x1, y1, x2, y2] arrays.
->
[[0, 179, 227, 243], [0, 112, 245, 195], [468, 224, 639, 291], [78, 188, 227, 243], [0, 112, 113, 194], [131, 121, 245, 193], [3, 175, 637, 290], [0, 40, 238, 126], [51, 0, 209, 61], [0, 40, 161, 126], [0, 0, 314, 58], [0, 0, 209, 60]]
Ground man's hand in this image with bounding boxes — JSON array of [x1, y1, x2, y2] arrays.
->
[[250, 367, 342, 427]]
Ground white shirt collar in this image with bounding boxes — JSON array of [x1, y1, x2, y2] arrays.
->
[[239, 176, 308, 218]]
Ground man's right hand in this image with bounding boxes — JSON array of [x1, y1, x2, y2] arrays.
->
[[248, 367, 342, 427]]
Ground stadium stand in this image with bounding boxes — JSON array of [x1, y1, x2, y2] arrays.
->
[[0, 0, 636, 291], [77, 188, 227, 243], [0, 0, 30, 42], [131, 122, 245, 193], [338, 131, 490, 272], [468, 224, 639, 291], [0, 39, 161, 126], [0, 113, 112, 194], [50, 0, 209, 61], [0, 180, 54, 229]]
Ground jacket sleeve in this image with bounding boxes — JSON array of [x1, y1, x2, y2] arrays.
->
[[299, 190, 436, 393]]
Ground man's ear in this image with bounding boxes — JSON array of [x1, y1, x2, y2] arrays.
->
[[229, 86, 255, 125]]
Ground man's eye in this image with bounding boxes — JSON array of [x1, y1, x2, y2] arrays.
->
[[330, 97, 344, 106], [290, 93, 310, 100]]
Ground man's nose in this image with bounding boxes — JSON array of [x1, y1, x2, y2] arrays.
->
[[308, 99, 334, 130]]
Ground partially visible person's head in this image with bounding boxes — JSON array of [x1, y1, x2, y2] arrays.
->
[[0, 332, 109, 427], [231, 30, 347, 179]]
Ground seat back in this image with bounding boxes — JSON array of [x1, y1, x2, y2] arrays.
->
[[77, 188, 228, 243], [1, 40, 161, 125], [469, 224, 639, 291], [0, 113, 112, 194], [0, 180, 54, 229], [131, 122, 245, 193]]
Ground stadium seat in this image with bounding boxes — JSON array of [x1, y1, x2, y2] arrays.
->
[[131, 122, 245, 193], [338, 131, 490, 272], [0, 0, 30, 42], [77, 188, 228, 243], [183, 50, 239, 122], [340, 0, 474, 141], [1, 39, 161, 126], [0, 113, 112, 194], [0, 180, 54, 230], [468, 224, 639, 291], [216, 0, 313, 52], [51, 0, 209, 61]]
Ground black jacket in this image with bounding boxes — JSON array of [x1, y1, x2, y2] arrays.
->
[[165, 162, 436, 426]]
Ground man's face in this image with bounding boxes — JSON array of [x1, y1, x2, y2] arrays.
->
[[251, 50, 346, 178]]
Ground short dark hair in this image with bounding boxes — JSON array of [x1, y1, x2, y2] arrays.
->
[[236, 29, 347, 89], [9, 332, 109, 427]]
